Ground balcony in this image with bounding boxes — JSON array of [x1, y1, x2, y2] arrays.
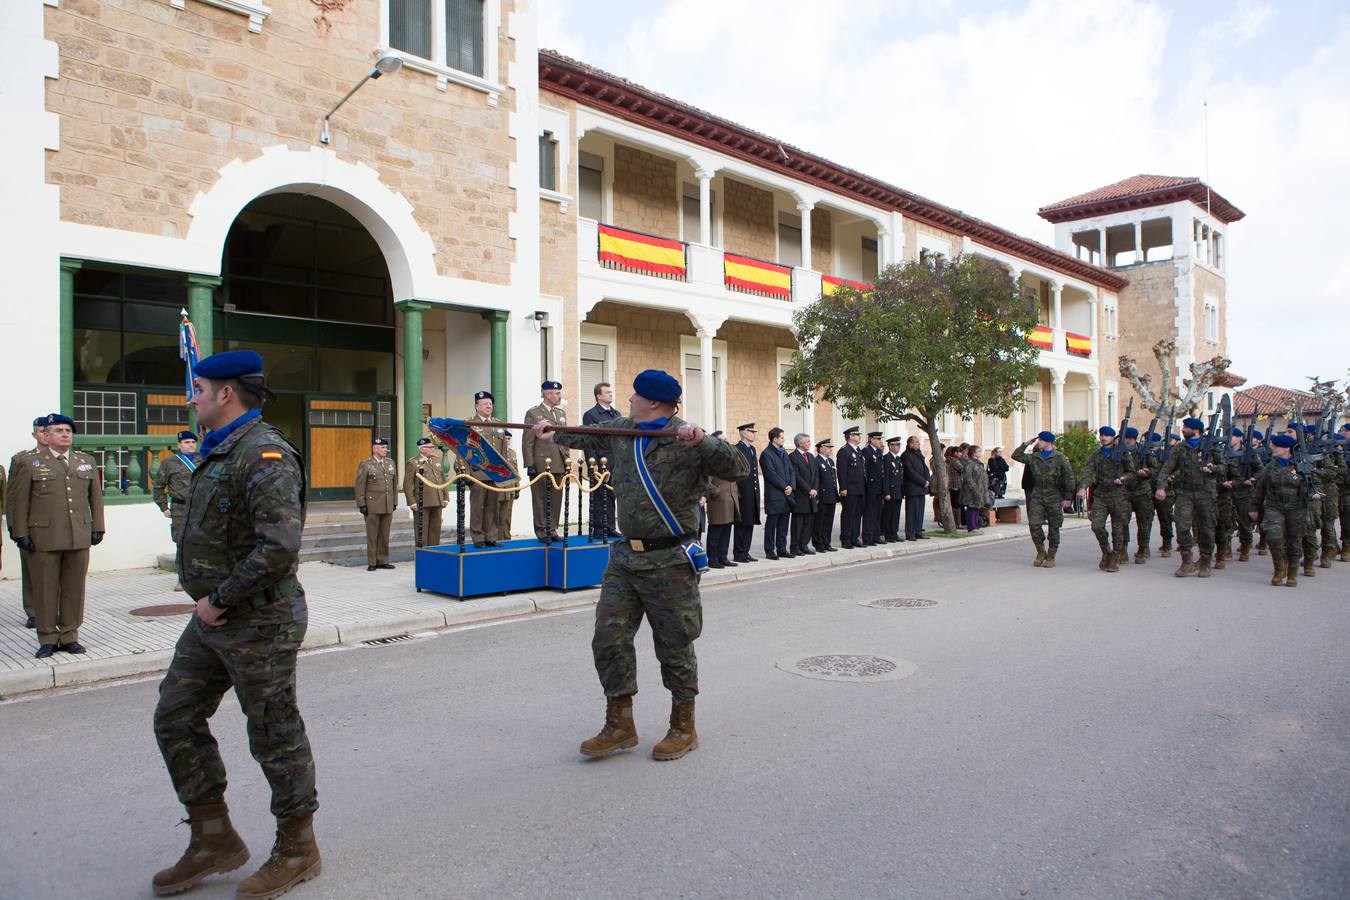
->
[[1029, 325, 1094, 363]]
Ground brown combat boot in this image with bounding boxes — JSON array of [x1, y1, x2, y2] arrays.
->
[[1159, 540, 1172, 558], [1213, 550, 1226, 570], [1173, 550, 1196, 578], [1341, 540, 1349, 562], [1197, 554, 1212, 577], [1303, 558, 1316, 578], [1286, 563, 1299, 587], [1105, 551, 1121, 573], [651, 698, 698, 761], [1238, 542, 1250, 562], [1098, 550, 1110, 571], [1257, 539, 1269, 556], [1032, 539, 1046, 567], [1319, 549, 1333, 569], [152, 803, 250, 896], [580, 695, 638, 758], [1133, 548, 1147, 565], [1270, 559, 1285, 586], [235, 814, 321, 900], [1042, 548, 1057, 569]]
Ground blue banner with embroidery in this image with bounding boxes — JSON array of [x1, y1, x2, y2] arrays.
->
[[633, 432, 708, 575]]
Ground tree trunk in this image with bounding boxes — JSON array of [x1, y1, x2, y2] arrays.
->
[[925, 420, 958, 533]]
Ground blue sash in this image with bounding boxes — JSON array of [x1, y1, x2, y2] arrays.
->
[[175, 452, 198, 474], [633, 435, 708, 575]]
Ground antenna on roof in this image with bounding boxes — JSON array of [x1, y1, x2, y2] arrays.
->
[[1203, 99, 1212, 215]]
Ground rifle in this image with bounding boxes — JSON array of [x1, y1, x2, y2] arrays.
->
[[1290, 400, 1323, 492], [1134, 412, 1159, 478]]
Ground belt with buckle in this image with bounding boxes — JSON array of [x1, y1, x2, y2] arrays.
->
[[627, 534, 692, 553]]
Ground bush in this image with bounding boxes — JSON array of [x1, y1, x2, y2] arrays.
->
[[1056, 427, 1097, 480]]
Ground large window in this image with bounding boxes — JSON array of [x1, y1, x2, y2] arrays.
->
[[388, 0, 484, 77], [73, 269, 188, 388]]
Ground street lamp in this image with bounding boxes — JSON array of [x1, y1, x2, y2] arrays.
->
[[320, 52, 403, 146]]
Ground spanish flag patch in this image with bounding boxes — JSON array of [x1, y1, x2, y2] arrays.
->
[[260, 451, 283, 461]]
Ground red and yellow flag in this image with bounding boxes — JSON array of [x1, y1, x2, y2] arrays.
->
[[598, 224, 687, 278], [724, 253, 792, 298], [821, 275, 874, 297], [1028, 325, 1053, 349], [1065, 331, 1092, 357]]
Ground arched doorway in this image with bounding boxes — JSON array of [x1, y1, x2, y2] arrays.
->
[[222, 193, 396, 499]]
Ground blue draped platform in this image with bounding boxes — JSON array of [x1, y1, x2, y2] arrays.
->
[[414, 537, 618, 599]]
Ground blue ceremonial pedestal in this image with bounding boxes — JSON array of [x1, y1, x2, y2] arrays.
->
[[414, 537, 618, 599]]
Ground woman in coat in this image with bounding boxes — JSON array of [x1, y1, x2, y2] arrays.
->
[[987, 447, 1010, 499], [959, 446, 993, 532], [945, 446, 967, 528], [705, 476, 741, 568]]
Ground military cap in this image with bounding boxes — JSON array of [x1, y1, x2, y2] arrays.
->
[[195, 349, 264, 379], [1182, 417, 1205, 431], [842, 426, 860, 436], [1302, 423, 1318, 434], [1332, 433, 1347, 442], [32, 416, 48, 428], [372, 437, 389, 446], [1168, 433, 1182, 441], [1270, 434, 1297, 449], [44, 413, 77, 432], [1341, 423, 1350, 432], [474, 390, 494, 402], [1147, 433, 1163, 442], [1098, 426, 1116, 437], [416, 437, 433, 446], [815, 438, 833, 449], [1123, 427, 1139, 439], [1251, 430, 1264, 440], [1231, 427, 1244, 438], [633, 369, 681, 403], [177, 430, 199, 442], [887, 436, 902, 445], [1037, 430, 1056, 443], [541, 380, 562, 391], [737, 423, 756, 431], [867, 431, 883, 438]]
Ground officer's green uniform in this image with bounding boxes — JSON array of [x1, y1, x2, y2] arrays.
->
[[464, 412, 505, 546], [1122, 439, 1156, 560], [1157, 438, 1222, 566], [1011, 439, 1076, 556], [1253, 457, 1309, 577], [7, 447, 41, 621], [497, 446, 521, 542], [153, 452, 196, 543], [553, 415, 748, 700], [1080, 444, 1136, 565], [404, 452, 448, 548], [153, 411, 318, 823], [355, 453, 398, 566], [522, 400, 568, 540]]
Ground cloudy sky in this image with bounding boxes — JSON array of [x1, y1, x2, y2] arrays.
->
[[540, 0, 1350, 392]]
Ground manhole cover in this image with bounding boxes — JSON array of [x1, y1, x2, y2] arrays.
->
[[129, 604, 196, 617], [776, 653, 917, 683], [860, 597, 941, 609]]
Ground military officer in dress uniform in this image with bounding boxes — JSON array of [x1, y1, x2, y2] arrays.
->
[[882, 436, 905, 542], [523, 380, 569, 543], [861, 431, 885, 545], [731, 423, 760, 563], [404, 437, 447, 547], [9, 413, 105, 657], [498, 432, 522, 542], [464, 390, 506, 548], [813, 438, 839, 552], [837, 426, 866, 548], [150, 349, 321, 899], [154, 430, 199, 590], [355, 437, 398, 570], [8, 416, 50, 628]]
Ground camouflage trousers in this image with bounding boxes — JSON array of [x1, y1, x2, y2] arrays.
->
[[1214, 490, 1236, 551], [154, 615, 318, 821], [1155, 495, 1175, 546], [1089, 492, 1130, 553], [1342, 493, 1350, 549], [1173, 490, 1216, 557], [1302, 500, 1322, 563], [1260, 505, 1306, 567], [1026, 496, 1065, 549], [593, 558, 702, 701], [1125, 492, 1155, 551], [1316, 493, 1340, 553]]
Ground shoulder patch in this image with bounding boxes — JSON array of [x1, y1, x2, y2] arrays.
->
[[260, 450, 283, 460]]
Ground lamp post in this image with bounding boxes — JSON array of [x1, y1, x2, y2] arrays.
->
[[320, 52, 403, 145]]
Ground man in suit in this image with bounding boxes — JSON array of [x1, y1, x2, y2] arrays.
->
[[732, 423, 761, 563], [788, 433, 819, 555], [355, 437, 398, 570], [901, 435, 932, 540], [882, 436, 906, 542], [523, 381, 569, 543], [404, 437, 448, 547], [464, 390, 505, 547], [862, 431, 885, 545], [582, 381, 621, 538], [9, 416, 49, 628], [813, 438, 839, 551], [837, 426, 866, 548], [9, 413, 105, 657], [759, 427, 796, 559]]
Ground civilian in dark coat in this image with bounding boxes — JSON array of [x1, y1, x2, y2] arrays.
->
[[759, 427, 797, 559], [987, 447, 1010, 499], [837, 427, 866, 547], [901, 436, 931, 540], [813, 439, 839, 551], [861, 432, 885, 545], [788, 434, 819, 555], [881, 437, 905, 541], [582, 381, 621, 538], [732, 424, 761, 562]]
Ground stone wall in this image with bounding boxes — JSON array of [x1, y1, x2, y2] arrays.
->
[[720, 320, 797, 437], [721, 179, 776, 261], [1192, 265, 1226, 362], [585, 301, 686, 385], [540, 97, 579, 397], [1117, 259, 1183, 409], [810, 207, 832, 269], [611, 144, 677, 237]]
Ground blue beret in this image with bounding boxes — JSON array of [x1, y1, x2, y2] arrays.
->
[[473, 390, 493, 402], [541, 381, 562, 391], [1341, 423, 1350, 432], [44, 413, 76, 432], [416, 437, 433, 446], [177, 430, 198, 442], [32, 416, 48, 428], [1251, 430, 1264, 440], [195, 349, 264, 380], [1302, 423, 1317, 434], [1098, 426, 1116, 437], [1123, 427, 1139, 439], [1147, 433, 1162, 443], [1168, 433, 1181, 441], [1333, 434, 1347, 442], [633, 369, 682, 403], [1182, 417, 1205, 431], [1270, 434, 1296, 449], [1231, 427, 1244, 438], [1037, 431, 1056, 443], [372, 437, 389, 446]]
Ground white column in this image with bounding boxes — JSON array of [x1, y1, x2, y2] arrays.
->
[[698, 327, 716, 430], [1088, 377, 1100, 428], [1132, 220, 1143, 263], [696, 169, 713, 245], [1098, 228, 1107, 266], [1087, 293, 1098, 357], [1051, 280, 1063, 328], [797, 200, 814, 272], [876, 224, 890, 269], [1051, 370, 1065, 433]]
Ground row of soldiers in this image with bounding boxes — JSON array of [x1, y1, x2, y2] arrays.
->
[[1014, 416, 1350, 584]]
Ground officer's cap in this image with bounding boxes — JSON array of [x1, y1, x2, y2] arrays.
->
[[887, 436, 902, 445], [1037, 430, 1056, 443], [1270, 434, 1297, 449], [195, 350, 264, 380], [737, 423, 756, 432], [416, 437, 433, 446], [633, 369, 681, 403], [867, 431, 883, 439], [474, 390, 494, 402], [1098, 426, 1117, 438], [842, 426, 860, 436], [44, 413, 77, 432], [815, 438, 833, 449], [372, 437, 389, 446], [1182, 417, 1205, 431], [1123, 427, 1139, 439], [177, 430, 198, 442], [541, 380, 562, 392]]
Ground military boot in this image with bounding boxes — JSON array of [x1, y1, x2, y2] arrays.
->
[[1032, 539, 1046, 567], [1106, 551, 1122, 573], [1159, 539, 1172, 559], [1270, 559, 1285, 587], [1197, 554, 1212, 577], [1286, 563, 1299, 587], [580, 695, 638, 758], [1302, 558, 1316, 578], [1319, 548, 1333, 569], [1213, 550, 1226, 570], [1238, 542, 1251, 562], [235, 814, 320, 900], [151, 803, 250, 896], [1340, 540, 1349, 562], [1257, 539, 1269, 556], [652, 698, 698, 761], [1173, 550, 1196, 577], [1042, 548, 1057, 569], [1098, 549, 1110, 571], [1133, 547, 1147, 565]]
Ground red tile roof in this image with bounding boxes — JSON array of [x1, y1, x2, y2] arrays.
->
[[1038, 175, 1244, 225], [1234, 384, 1323, 417], [1214, 371, 1247, 389]]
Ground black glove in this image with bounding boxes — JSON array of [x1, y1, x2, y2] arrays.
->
[[527, 468, 539, 479], [91, 531, 104, 546], [359, 506, 368, 516], [16, 536, 35, 552]]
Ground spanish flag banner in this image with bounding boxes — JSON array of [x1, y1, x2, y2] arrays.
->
[[1065, 331, 1092, 357], [821, 275, 874, 297], [724, 253, 792, 299], [1028, 325, 1053, 349], [598, 224, 687, 278]]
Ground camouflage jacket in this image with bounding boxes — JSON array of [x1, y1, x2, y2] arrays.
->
[[178, 415, 306, 627], [1011, 440, 1076, 502], [153, 453, 195, 514], [1253, 459, 1310, 512], [553, 415, 749, 570], [1158, 441, 1221, 494], [1121, 443, 1157, 497], [1079, 446, 1137, 496], [1313, 454, 1342, 498]]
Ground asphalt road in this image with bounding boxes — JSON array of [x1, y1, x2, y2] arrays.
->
[[3, 528, 1349, 899]]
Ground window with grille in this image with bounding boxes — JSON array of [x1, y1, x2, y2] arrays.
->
[[388, 0, 484, 76]]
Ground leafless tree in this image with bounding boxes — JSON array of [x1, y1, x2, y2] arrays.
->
[[1118, 339, 1232, 421]]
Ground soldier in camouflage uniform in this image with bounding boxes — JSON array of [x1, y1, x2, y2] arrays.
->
[[151, 351, 320, 900], [1225, 429, 1262, 563], [1120, 428, 1156, 564], [1153, 433, 1178, 557], [1339, 425, 1350, 561], [1156, 417, 1222, 578], [1077, 426, 1136, 573], [536, 369, 748, 762], [1313, 432, 1344, 568], [1252, 433, 1312, 587], [1012, 431, 1076, 568], [1213, 430, 1240, 570], [1289, 423, 1324, 579]]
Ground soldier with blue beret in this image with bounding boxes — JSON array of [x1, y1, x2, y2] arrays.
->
[[153, 430, 201, 585], [1157, 414, 1223, 577], [1012, 430, 1076, 567], [1079, 424, 1136, 571]]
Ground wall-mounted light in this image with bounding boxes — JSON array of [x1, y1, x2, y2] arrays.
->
[[320, 52, 403, 146], [531, 310, 549, 333]]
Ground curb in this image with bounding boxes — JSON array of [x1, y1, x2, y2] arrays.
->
[[0, 521, 1086, 699]]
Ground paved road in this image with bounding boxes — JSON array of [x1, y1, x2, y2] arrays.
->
[[4, 528, 1349, 899]]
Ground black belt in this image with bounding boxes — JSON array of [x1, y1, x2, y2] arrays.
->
[[626, 534, 693, 552]]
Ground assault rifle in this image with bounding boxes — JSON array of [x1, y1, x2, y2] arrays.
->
[[1115, 397, 1134, 457], [1225, 404, 1263, 482], [1290, 400, 1323, 492], [1134, 412, 1159, 479]]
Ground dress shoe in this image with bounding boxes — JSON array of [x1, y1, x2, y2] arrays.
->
[[377, 563, 396, 570], [764, 552, 779, 560], [799, 547, 816, 555], [733, 555, 753, 563], [59, 642, 87, 654], [35, 644, 56, 659], [606, 529, 623, 539], [472, 541, 485, 548], [548, 533, 563, 542], [367, 565, 377, 571], [722, 560, 738, 567], [25, 616, 36, 629], [709, 561, 725, 569], [781, 551, 795, 558], [916, 533, 931, 540], [824, 545, 838, 552]]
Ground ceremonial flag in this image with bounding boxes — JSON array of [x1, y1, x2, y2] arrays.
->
[[821, 275, 873, 297], [426, 418, 515, 484], [1065, 331, 1092, 357], [597, 224, 687, 278], [1028, 325, 1053, 349], [724, 253, 792, 298], [179, 308, 201, 401]]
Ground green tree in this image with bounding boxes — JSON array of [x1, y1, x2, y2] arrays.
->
[[780, 255, 1040, 531], [1056, 427, 1098, 483]]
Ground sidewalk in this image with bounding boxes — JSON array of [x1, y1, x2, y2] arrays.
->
[[0, 517, 1089, 698]]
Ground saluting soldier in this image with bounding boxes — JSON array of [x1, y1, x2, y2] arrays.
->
[[150, 350, 321, 899], [8, 416, 50, 628], [355, 437, 398, 571], [497, 432, 521, 542], [404, 437, 448, 547], [522, 380, 568, 543], [837, 426, 866, 548], [813, 438, 839, 552], [731, 423, 760, 563], [1120, 427, 1156, 563], [533, 369, 749, 761], [153, 430, 199, 590], [1077, 426, 1136, 573], [1156, 417, 1222, 578], [1012, 431, 1076, 568], [10, 413, 105, 657], [464, 390, 505, 548], [1251, 432, 1312, 587]]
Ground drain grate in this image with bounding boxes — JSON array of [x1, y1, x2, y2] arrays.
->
[[130, 604, 196, 617], [861, 597, 941, 610], [776, 653, 917, 683], [362, 633, 414, 646]]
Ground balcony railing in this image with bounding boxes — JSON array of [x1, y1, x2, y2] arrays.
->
[[724, 252, 792, 300], [74, 434, 178, 505], [596, 223, 688, 281]]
